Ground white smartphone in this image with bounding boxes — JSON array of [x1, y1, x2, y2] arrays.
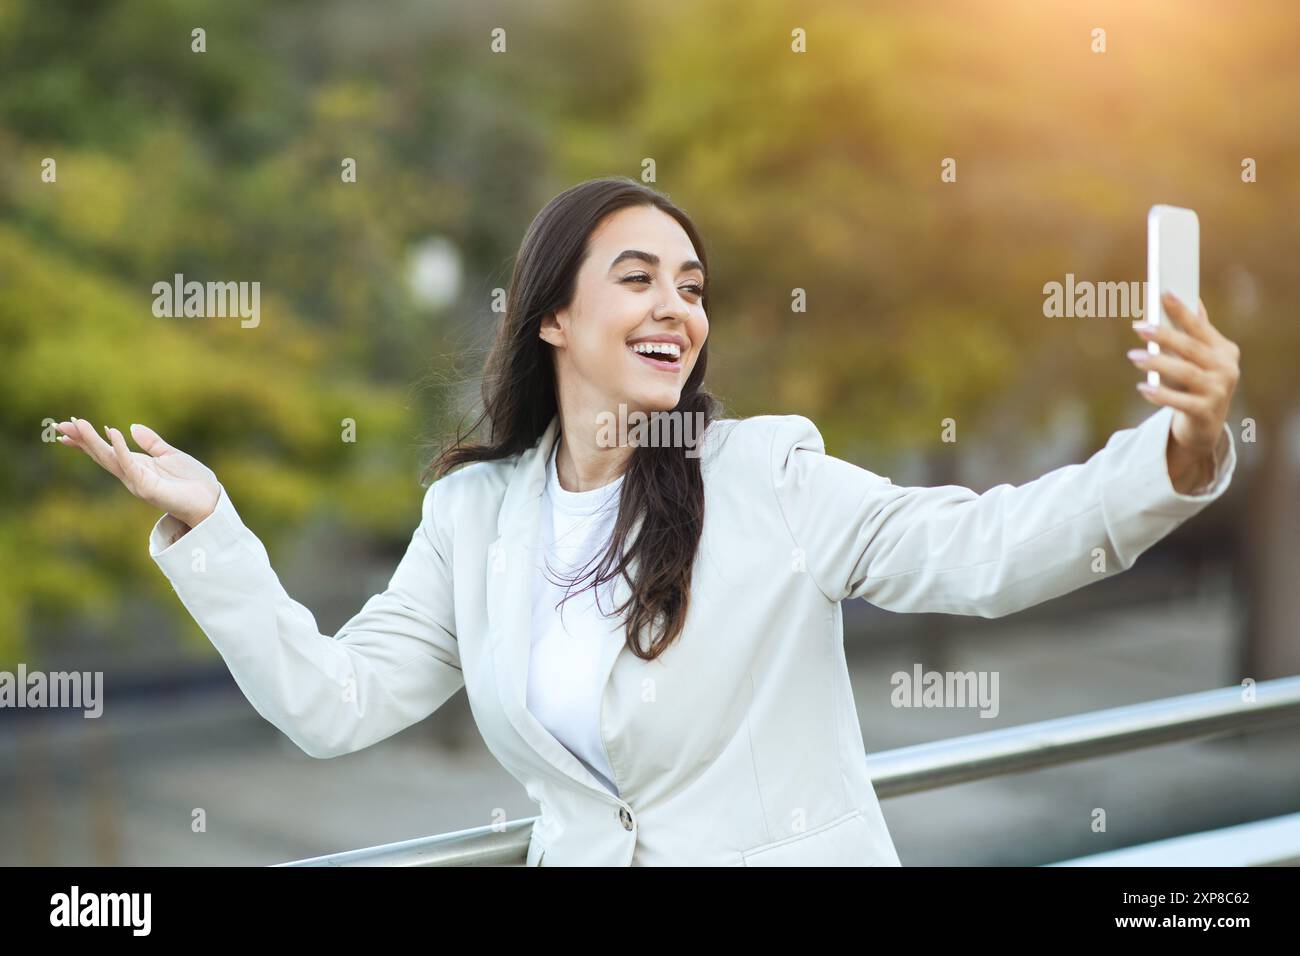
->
[[1145, 204, 1199, 388]]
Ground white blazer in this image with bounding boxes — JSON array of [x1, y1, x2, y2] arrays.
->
[[149, 405, 1235, 866]]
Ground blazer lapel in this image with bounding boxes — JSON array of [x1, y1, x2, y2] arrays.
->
[[485, 413, 631, 797]]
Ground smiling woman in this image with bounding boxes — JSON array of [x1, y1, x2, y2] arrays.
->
[[428, 179, 719, 664], [57, 176, 1240, 867], [539, 214, 712, 471]]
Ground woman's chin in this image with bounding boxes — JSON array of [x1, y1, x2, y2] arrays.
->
[[622, 390, 682, 416]]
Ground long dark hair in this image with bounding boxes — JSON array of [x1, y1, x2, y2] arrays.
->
[[423, 177, 721, 661]]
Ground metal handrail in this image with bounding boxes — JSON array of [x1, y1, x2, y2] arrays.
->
[[278, 675, 1300, 866]]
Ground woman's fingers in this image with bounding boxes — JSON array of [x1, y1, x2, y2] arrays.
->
[[1160, 291, 1216, 347], [1131, 294, 1241, 454], [59, 419, 172, 461], [1128, 348, 1208, 392], [58, 419, 191, 502], [67, 417, 126, 482], [1136, 380, 1212, 416], [55, 421, 96, 456], [1131, 315, 1213, 366], [55, 420, 84, 447], [106, 425, 141, 492], [128, 423, 173, 458], [1198, 296, 1242, 360]]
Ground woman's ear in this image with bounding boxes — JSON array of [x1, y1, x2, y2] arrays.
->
[[539, 309, 565, 348]]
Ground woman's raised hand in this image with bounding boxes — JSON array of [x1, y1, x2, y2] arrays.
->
[[1127, 293, 1240, 494], [56, 418, 221, 530]]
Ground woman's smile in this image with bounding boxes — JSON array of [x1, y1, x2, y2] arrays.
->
[[628, 333, 687, 372]]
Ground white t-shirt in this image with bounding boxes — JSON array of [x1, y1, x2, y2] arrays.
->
[[526, 439, 626, 797]]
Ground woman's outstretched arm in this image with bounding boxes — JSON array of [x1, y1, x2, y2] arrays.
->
[[768, 294, 1240, 618], [56, 418, 463, 758], [771, 406, 1233, 617]]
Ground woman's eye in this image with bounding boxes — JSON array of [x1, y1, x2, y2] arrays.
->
[[622, 274, 703, 297]]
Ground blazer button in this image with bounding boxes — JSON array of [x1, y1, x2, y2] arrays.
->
[[618, 806, 633, 831]]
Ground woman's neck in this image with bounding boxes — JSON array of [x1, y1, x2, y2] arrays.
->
[[553, 403, 633, 493]]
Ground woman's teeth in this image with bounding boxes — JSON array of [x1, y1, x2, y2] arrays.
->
[[630, 342, 682, 361]]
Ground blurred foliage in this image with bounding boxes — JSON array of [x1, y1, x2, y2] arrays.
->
[[604, 0, 1300, 457], [2, 0, 1298, 663]]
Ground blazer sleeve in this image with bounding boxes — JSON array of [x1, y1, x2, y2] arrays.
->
[[769, 405, 1236, 617], [149, 479, 464, 758]]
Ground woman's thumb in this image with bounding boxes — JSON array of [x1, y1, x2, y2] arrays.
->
[[129, 423, 173, 457]]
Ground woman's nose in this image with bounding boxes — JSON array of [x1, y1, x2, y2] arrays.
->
[[655, 299, 689, 321]]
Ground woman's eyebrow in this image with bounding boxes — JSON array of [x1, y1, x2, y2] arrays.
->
[[608, 249, 706, 279]]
